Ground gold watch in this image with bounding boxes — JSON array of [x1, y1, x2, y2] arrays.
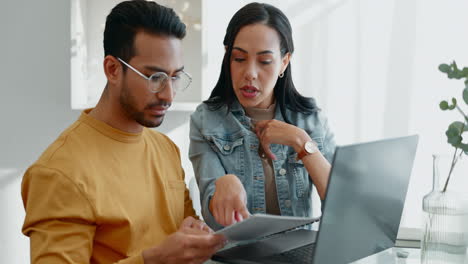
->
[[297, 141, 318, 160]]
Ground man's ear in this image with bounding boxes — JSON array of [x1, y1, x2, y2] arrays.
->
[[103, 55, 122, 86]]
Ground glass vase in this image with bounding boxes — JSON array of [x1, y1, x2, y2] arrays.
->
[[421, 154, 468, 264]]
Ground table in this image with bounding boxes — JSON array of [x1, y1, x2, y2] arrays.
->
[[206, 247, 421, 264], [351, 247, 420, 264]]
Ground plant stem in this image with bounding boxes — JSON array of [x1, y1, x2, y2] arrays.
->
[[442, 107, 468, 192], [456, 105, 468, 121], [442, 147, 460, 192], [442, 120, 465, 192]]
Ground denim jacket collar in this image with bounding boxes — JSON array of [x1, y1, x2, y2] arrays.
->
[[230, 99, 285, 123], [229, 99, 287, 158]]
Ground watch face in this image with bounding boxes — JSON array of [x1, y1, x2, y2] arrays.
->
[[305, 141, 316, 153]]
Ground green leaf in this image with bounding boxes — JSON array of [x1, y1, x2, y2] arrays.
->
[[452, 134, 468, 151], [448, 98, 457, 110], [464, 87, 468, 105], [446, 122, 465, 147], [450, 121, 466, 132], [462, 67, 468, 77], [441, 98, 457, 110], [440, 101, 449, 110], [439, 64, 451, 73], [446, 127, 462, 146], [455, 143, 468, 152], [447, 134, 462, 146]]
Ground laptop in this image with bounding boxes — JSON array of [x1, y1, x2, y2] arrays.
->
[[212, 135, 419, 264]]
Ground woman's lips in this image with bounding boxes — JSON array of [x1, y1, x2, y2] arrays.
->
[[240, 85, 259, 99]]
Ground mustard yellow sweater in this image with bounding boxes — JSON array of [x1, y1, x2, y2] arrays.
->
[[22, 109, 196, 264]]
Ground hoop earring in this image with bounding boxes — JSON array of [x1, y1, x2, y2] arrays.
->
[[279, 72, 284, 78]]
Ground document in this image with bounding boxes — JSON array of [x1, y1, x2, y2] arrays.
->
[[215, 214, 320, 242]]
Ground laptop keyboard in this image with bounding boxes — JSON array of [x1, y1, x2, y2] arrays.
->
[[213, 229, 317, 264], [259, 243, 316, 264]]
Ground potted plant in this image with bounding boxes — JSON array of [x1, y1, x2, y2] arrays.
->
[[420, 61, 468, 264]]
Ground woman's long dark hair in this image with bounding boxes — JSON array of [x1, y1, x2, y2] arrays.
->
[[204, 2, 319, 124]]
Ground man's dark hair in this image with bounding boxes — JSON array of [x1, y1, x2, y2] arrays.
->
[[104, 0, 186, 65], [204, 2, 319, 123]]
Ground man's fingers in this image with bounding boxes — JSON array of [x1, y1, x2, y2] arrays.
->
[[184, 236, 226, 264], [200, 222, 214, 233], [185, 233, 227, 250], [182, 248, 212, 264], [182, 223, 212, 235], [183, 227, 210, 236], [180, 216, 197, 229], [193, 220, 210, 233]]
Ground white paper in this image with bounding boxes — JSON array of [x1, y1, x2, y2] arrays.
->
[[215, 214, 320, 242]]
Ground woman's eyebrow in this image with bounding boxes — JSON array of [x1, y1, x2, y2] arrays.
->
[[233, 47, 274, 55]]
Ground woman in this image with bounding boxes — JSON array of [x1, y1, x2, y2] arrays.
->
[[189, 2, 336, 230]]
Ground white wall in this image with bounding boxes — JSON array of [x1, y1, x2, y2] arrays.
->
[[1, 1, 77, 263]]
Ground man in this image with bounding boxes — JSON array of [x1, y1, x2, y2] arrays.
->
[[21, 1, 225, 263]]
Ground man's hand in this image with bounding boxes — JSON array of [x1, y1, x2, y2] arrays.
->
[[210, 174, 250, 226], [142, 217, 226, 264], [179, 216, 213, 233]]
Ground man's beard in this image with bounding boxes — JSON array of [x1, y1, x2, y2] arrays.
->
[[119, 82, 170, 128]]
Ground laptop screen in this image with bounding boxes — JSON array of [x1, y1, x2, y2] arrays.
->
[[313, 135, 418, 264]]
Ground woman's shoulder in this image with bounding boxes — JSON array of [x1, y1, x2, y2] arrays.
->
[[284, 102, 329, 131], [192, 102, 227, 119], [190, 102, 249, 138], [285, 106, 320, 123], [190, 102, 230, 128]]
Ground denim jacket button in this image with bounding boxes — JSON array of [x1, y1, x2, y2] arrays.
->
[[223, 145, 231, 151], [279, 168, 287, 175], [285, 200, 292, 207]]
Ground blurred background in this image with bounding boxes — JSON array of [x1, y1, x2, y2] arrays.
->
[[1, 0, 468, 263]]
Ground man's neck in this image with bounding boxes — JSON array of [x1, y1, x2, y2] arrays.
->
[[89, 95, 143, 134]]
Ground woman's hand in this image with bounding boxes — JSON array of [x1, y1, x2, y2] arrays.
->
[[255, 120, 332, 200], [254, 120, 311, 160], [210, 174, 250, 226]]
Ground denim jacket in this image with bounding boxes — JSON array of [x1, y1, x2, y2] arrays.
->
[[189, 100, 336, 230]]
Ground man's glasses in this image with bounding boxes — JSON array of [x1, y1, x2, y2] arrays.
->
[[117, 57, 192, 93]]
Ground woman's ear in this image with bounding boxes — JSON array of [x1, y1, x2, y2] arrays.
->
[[103, 55, 122, 86], [280, 52, 291, 74]]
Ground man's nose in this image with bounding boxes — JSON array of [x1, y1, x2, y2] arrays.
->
[[157, 79, 175, 102]]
